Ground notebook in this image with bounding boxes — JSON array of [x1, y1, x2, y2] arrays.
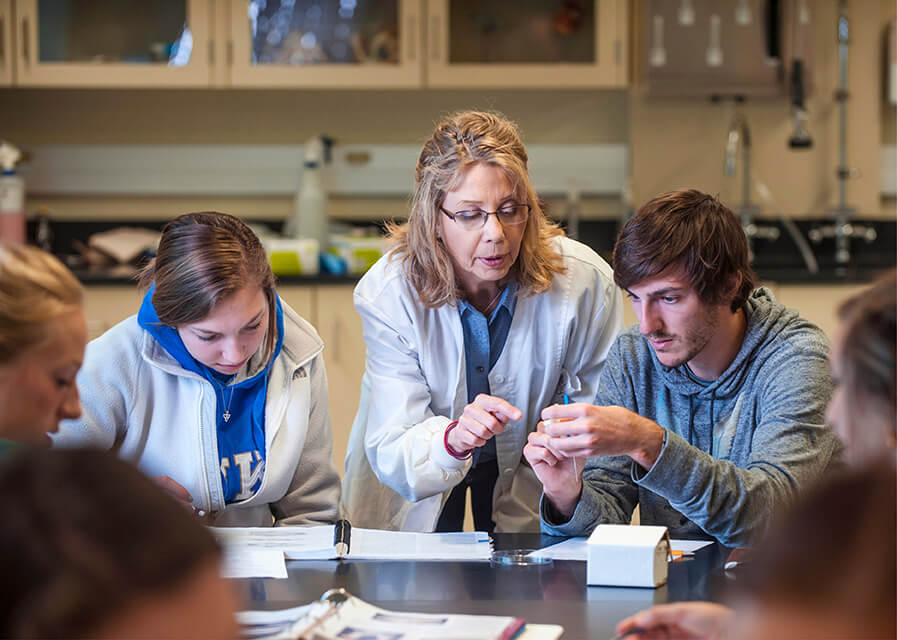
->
[[238, 588, 563, 640]]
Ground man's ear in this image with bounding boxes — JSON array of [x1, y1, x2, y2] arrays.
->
[[727, 271, 744, 305]]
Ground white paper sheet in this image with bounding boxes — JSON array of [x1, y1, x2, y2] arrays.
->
[[220, 546, 288, 579], [237, 603, 316, 638], [212, 525, 494, 562], [535, 537, 713, 561]]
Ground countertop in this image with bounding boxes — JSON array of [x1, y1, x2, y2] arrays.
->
[[34, 217, 896, 286]]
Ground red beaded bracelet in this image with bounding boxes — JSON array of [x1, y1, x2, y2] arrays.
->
[[444, 420, 473, 460]]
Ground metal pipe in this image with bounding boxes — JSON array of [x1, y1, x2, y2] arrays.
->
[[837, 0, 849, 210], [725, 113, 751, 209]]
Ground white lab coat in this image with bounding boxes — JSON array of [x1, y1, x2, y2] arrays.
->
[[342, 236, 623, 532]]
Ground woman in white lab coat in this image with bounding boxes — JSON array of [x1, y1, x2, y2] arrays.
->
[[342, 110, 623, 533]]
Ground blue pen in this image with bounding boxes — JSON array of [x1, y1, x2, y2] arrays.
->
[[563, 394, 572, 434]]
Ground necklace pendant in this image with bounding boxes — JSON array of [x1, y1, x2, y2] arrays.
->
[[223, 411, 231, 422]]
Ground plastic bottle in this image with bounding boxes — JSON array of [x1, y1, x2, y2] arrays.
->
[[0, 141, 25, 245], [284, 135, 333, 250]]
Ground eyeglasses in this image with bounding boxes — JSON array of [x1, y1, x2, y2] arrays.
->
[[439, 204, 531, 230]]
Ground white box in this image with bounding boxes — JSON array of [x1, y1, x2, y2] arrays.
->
[[586, 524, 670, 588], [328, 234, 387, 274], [262, 237, 320, 276]]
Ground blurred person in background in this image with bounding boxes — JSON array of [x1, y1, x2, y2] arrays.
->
[[0, 242, 85, 451]]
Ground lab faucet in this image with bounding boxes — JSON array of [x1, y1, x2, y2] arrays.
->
[[807, 0, 875, 266], [724, 113, 779, 260]]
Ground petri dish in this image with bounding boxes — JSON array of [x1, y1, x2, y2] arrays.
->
[[490, 549, 553, 567]]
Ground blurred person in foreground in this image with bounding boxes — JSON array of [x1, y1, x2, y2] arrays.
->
[[0, 242, 85, 451], [615, 270, 897, 640], [0, 447, 238, 639]]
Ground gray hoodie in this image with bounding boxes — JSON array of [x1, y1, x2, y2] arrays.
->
[[541, 288, 839, 547]]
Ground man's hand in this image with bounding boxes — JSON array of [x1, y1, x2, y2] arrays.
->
[[539, 403, 665, 470], [523, 428, 583, 519], [446, 394, 523, 453]]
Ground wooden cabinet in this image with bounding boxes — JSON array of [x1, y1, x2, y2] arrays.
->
[[3, 0, 628, 89], [82, 285, 143, 340], [13, 0, 212, 87], [0, 0, 12, 85], [275, 285, 315, 323], [426, 0, 629, 88], [313, 285, 365, 477], [279, 284, 362, 476]]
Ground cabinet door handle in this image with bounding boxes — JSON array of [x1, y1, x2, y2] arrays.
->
[[406, 14, 417, 62], [430, 15, 441, 61], [332, 317, 341, 364], [21, 16, 29, 68], [0, 14, 5, 68]]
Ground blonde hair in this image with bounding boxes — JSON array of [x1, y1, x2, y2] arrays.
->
[[388, 110, 565, 307], [0, 243, 83, 363], [138, 212, 279, 362]]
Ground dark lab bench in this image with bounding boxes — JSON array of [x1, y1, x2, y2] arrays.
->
[[233, 533, 731, 640]]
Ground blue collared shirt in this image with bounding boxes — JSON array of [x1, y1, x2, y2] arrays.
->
[[458, 282, 518, 465]]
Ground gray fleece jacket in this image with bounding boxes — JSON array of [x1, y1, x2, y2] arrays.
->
[[541, 288, 839, 547]]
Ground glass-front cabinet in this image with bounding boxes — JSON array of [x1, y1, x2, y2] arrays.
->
[[13, 0, 211, 86], [228, 0, 422, 87], [2, 1, 628, 88], [426, 0, 628, 87]]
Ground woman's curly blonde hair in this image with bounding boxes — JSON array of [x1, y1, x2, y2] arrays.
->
[[0, 243, 83, 363], [388, 110, 565, 307]]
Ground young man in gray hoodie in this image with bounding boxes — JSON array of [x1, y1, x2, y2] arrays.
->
[[524, 189, 839, 548]]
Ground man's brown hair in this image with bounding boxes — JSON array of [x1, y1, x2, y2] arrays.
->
[[613, 189, 757, 312]]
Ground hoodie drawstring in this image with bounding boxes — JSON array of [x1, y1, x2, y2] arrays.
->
[[687, 395, 695, 448], [687, 391, 717, 454]]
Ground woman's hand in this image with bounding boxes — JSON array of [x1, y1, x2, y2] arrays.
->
[[615, 602, 735, 640], [446, 394, 522, 454], [154, 475, 204, 516]]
